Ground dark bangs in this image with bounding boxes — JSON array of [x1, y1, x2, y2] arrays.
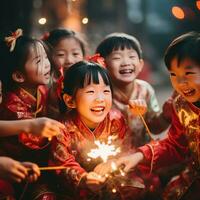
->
[[63, 61, 113, 97], [96, 33, 142, 59], [164, 32, 200, 69]]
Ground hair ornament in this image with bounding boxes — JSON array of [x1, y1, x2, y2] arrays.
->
[[4, 28, 23, 52], [86, 53, 106, 68]]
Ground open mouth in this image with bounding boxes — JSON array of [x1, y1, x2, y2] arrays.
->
[[119, 69, 134, 74], [44, 71, 50, 77], [182, 89, 196, 97], [91, 106, 105, 113]]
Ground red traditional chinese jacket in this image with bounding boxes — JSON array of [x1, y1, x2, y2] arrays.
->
[[138, 94, 200, 199], [0, 86, 50, 164], [49, 109, 131, 198]]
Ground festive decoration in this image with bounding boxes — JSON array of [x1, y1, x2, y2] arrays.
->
[[5, 29, 23, 52], [86, 53, 106, 68]]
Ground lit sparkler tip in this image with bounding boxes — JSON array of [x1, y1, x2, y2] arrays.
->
[[87, 139, 121, 162], [111, 161, 117, 172]]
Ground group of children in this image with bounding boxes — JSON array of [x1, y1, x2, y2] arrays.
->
[[0, 27, 199, 200]]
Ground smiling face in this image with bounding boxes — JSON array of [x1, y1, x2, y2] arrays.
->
[[169, 57, 200, 103], [74, 74, 112, 129], [52, 37, 84, 71], [23, 42, 51, 86], [105, 47, 143, 85]]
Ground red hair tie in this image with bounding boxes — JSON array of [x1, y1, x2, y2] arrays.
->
[[86, 53, 106, 68]]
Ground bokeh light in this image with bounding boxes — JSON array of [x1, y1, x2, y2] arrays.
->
[[38, 17, 47, 25], [82, 17, 89, 24], [172, 6, 185, 19]]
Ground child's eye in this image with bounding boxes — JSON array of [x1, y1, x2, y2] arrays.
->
[[56, 53, 65, 57], [112, 57, 120, 60], [104, 89, 111, 93], [185, 72, 195, 75], [86, 90, 94, 94], [36, 59, 41, 64], [170, 72, 176, 76], [73, 52, 81, 56]]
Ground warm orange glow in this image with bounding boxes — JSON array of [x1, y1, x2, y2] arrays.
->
[[172, 6, 185, 19], [196, 1, 200, 10]]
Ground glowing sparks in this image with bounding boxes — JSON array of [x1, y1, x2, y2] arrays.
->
[[87, 137, 120, 162], [111, 161, 117, 171]]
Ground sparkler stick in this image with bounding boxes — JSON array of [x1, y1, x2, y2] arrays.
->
[[138, 113, 154, 141], [28, 166, 67, 171], [115, 88, 154, 141]]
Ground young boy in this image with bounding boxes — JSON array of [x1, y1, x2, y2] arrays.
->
[[96, 32, 170, 147], [95, 31, 200, 200]]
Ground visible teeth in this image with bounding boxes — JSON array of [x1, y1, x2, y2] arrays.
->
[[91, 107, 104, 112], [182, 89, 195, 96], [119, 69, 133, 74]]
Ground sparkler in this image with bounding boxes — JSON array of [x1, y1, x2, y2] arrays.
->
[[87, 137, 145, 198], [87, 136, 121, 163]]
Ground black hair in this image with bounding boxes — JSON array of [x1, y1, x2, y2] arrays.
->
[[96, 32, 142, 59], [44, 28, 87, 56], [164, 31, 200, 69], [60, 60, 113, 113], [0, 33, 49, 92]]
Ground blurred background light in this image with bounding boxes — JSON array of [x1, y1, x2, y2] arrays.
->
[[172, 6, 185, 19], [196, 0, 200, 10], [38, 17, 47, 25], [82, 17, 89, 24]]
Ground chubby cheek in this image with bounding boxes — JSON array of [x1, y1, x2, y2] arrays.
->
[[106, 97, 112, 110]]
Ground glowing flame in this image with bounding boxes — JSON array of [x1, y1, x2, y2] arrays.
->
[[111, 161, 117, 171], [87, 137, 120, 162]]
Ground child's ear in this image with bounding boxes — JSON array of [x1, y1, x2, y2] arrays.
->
[[63, 93, 76, 108], [138, 59, 144, 72], [12, 71, 25, 83]]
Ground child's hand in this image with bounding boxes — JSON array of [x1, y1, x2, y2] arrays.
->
[[81, 172, 106, 192], [94, 159, 117, 176], [0, 157, 28, 183], [128, 99, 147, 116], [94, 153, 144, 175], [29, 117, 65, 139], [116, 152, 144, 173], [21, 162, 40, 183]]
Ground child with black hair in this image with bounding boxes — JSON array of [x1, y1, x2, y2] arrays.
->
[[96, 32, 170, 147], [95, 31, 200, 200], [0, 29, 63, 200], [49, 61, 145, 200], [43, 28, 87, 119]]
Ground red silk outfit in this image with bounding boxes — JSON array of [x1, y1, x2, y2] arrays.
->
[[138, 95, 200, 200], [0, 86, 54, 200], [50, 109, 145, 200]]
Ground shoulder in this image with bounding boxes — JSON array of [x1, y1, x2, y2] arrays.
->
[[135, 79, 156, 95]]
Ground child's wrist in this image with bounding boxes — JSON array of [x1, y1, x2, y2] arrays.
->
[[134, 152, 144, 163]]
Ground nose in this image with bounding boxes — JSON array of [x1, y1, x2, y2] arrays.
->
[[65, 55, 74, 65], [177, 76, 187, 85], [121, 56, 131, 67], [95, 93, 104, 102]]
